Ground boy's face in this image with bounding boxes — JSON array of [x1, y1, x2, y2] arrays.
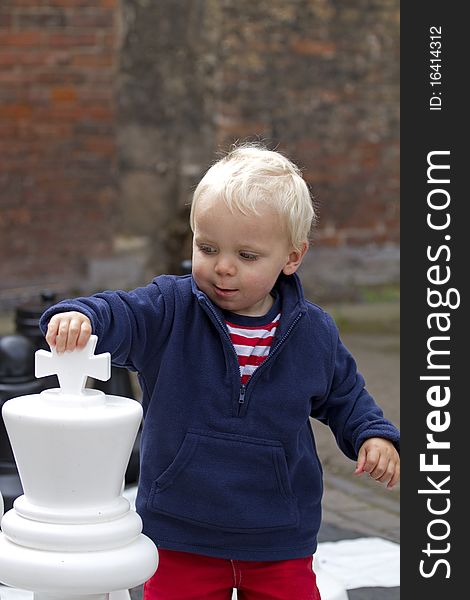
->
[[192, 196, 306, 317]]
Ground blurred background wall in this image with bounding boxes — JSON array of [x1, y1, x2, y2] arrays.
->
[[0, 0, 399, 308]]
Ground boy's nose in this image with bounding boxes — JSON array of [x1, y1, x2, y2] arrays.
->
[[214, 256, 236, 276]]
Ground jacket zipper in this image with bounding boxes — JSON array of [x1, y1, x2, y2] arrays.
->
[[201, 298, 304, 417], [236, 311, 304, 415], [239, 384, 247, 407]]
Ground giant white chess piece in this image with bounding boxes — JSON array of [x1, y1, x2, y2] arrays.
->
[[0, 336, 158, 600], [314, 558, 349, 600]]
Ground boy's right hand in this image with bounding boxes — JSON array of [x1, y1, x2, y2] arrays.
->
[[45, 311, 92, 354]]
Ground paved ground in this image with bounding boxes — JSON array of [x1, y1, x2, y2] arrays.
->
[[315, 328, 400, 599], [314, 329, 400, 544]]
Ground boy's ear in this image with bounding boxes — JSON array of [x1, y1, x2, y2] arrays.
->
[[282, 241, 309, 276]]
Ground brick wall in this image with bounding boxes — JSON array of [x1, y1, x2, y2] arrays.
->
[[117, 0, 399, 300], [0, 0, 118, 306], [0, 0, 399, 307]]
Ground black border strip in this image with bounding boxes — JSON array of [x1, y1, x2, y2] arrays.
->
[[401, 3, 466, 596]]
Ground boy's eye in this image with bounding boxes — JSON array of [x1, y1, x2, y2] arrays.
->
[[239, 252, 258, 261], [199, 244, 216, 254]]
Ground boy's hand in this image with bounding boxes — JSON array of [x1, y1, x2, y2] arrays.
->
[[354, 437, 400, 489], [45, 311, 92, 354]]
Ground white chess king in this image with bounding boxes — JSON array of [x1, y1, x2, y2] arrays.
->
[[0, 335, 158, 599]]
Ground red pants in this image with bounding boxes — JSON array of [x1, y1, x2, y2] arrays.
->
[[144, 548, 321, 600]]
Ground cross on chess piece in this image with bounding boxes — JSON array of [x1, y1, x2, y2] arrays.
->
[[35, 335, 111, 395]]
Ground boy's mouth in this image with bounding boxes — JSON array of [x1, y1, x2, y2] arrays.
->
[[214, 285, 238, 298]]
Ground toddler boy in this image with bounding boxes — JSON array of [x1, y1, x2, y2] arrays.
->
[[41, 144, 400, 599]]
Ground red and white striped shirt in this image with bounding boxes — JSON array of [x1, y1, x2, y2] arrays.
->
[[225, 313, 281, 385]]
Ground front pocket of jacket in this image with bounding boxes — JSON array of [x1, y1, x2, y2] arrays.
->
[[147, 430, 299, 533]]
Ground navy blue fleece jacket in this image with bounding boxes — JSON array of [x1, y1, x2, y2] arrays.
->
[[40, 273, 400, 561]]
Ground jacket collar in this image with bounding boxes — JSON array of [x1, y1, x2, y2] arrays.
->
[[191, 272, 307, 338]]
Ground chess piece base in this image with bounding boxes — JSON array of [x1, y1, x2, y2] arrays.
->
[[0, 533, 158, 593]]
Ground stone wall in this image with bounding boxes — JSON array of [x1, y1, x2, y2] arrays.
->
[[116, 0, 220, 278]]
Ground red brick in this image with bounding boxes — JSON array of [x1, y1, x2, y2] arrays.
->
[[50, 86, 78, 103], [0, 31, 42, 47], [0, 104, 33, 120], [291, 38, 336, 57], [46, 33, 96, 48]]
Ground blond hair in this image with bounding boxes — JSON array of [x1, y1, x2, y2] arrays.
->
[[190, 144, 316, 252]]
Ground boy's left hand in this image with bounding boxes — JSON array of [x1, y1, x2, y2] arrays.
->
[[354, 437, 400, 489]]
